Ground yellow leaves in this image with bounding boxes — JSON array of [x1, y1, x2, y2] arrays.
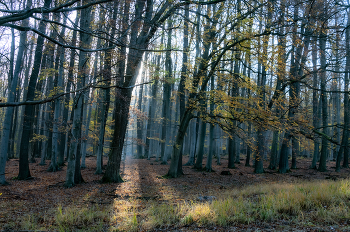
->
[[47, 87, 64, 98], [30, 134, 48, 143], [39, 68, 58, 81]]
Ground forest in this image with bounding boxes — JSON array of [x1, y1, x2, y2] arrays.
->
[[1, 0, 350, 230]]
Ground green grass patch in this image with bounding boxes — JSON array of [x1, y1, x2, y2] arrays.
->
[[55, 204, 109, 231], [143, 179, 350, 230], [10, 179, 350, 231]]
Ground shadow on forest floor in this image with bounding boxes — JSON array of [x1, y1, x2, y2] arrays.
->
[[0, 155, 350, 231]]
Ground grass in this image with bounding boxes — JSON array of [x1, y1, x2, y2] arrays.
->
[[143, 179, 350, 229], [6, 179, 350, 231], [55, 204, 109, 231], [18, 204, 111, 232]]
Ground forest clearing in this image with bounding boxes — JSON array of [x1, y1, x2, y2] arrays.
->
[[1, 155, 350, 231]]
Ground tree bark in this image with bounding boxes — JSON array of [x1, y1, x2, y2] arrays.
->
[[318, 16, 329, 172], [49, 14, 66, 172], [18, 0, 52, 180], [0, 0, 31, 185], [65, 0, 92, 187], [311, 37, 320, 169], [336, 10, 350, 171], [160, 21, 173, 164]]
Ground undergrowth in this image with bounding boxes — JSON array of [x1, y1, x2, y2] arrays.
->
[[9, 179, 350, 231], [142, 179, 350, 230]]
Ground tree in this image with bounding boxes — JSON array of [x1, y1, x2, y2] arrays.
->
[[318, 1, 329, 172], [65, 0, 93, 187], [336, 8, 350, 172], [18, 0, 52, 180], [0, 0, 31, 185]]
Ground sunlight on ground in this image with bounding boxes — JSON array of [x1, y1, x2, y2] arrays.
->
[[111, 156, 142, 231], [110, 156, 183, 231], [108, 176, 350, 231]]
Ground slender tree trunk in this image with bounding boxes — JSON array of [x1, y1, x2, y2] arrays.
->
[[60, 14, 79, 166], [336, 10, 350, 171], [245, 122, 252, 166], [228, 61, 237, 169], [168, 109, 193, 177], [254, 0, 272, 174], [177, 4, 189, 171], [81, 88, 93, 169], [334, 29, 341, 158], [137, 81, 144, 159], [184, 4, 201, 167], [16, 36, 34, 159], [18, 0, 52, 180], [65, 0, 92, 187], [194, 117, 206, 170], [206, 75, 215, 172], [0, 0, 31, 184], [145, 56, 160, 159], [311, 38, 320, 169], [318, 17, 329, 172], [95, 3, 118, 173], [49, 14, 67, 172], [160, 21, 172, 164]]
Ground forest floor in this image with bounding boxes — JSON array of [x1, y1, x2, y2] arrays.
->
[[1, 155, 350, 231]]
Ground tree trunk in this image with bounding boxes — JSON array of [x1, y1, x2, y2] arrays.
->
[[168, 109, 193, 177], [336, 11, 350, 171], [137, 81, 144, 159], [65, 0, 92, 187], [177, 4, 189, 170], [206, 75, 215, 172], [59, 14, 79, 166], [0, 0, 31, 184], [254, 1, 272, 174], [269, 130, 279, 170], [18, 0, 52, 180], [145, 56, 160, 159], [49, 14, 66, 172], [311, 37, 320, 169], [160, 21, 172, 164], [318, 21, 329, 172], [194, 118, 206, 170]]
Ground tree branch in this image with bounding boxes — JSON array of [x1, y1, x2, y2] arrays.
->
[[0, 0, 114, 25], [0, 81, 152, 107]]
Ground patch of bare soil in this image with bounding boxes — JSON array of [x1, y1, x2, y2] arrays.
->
[[0, 155, 349, 231]]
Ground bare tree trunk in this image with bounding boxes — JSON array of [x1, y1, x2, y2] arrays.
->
[[336, 10, 350, 171], [18, 0, 52, 180], [206, 75, 215, 172], [177, 4, 189, 171], [60, 14, 79, 166], [137, 79, 144, 159], [318, 16, 329, 172], [311, 37, 320, 169], [184, 4, 201, 167], [161, 21, 172, 164], [269, 6, 286, 169], [49, 14, 67, 172], [255, 1, 272, 174], [65, 0, 92, 187], [194, 117, 206, 170], [0, 0, 31, 185], [81, 88, 93, 169], [145, 55, 159, 159]]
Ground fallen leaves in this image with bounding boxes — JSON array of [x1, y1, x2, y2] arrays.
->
[[0, 156, 349, 231]]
